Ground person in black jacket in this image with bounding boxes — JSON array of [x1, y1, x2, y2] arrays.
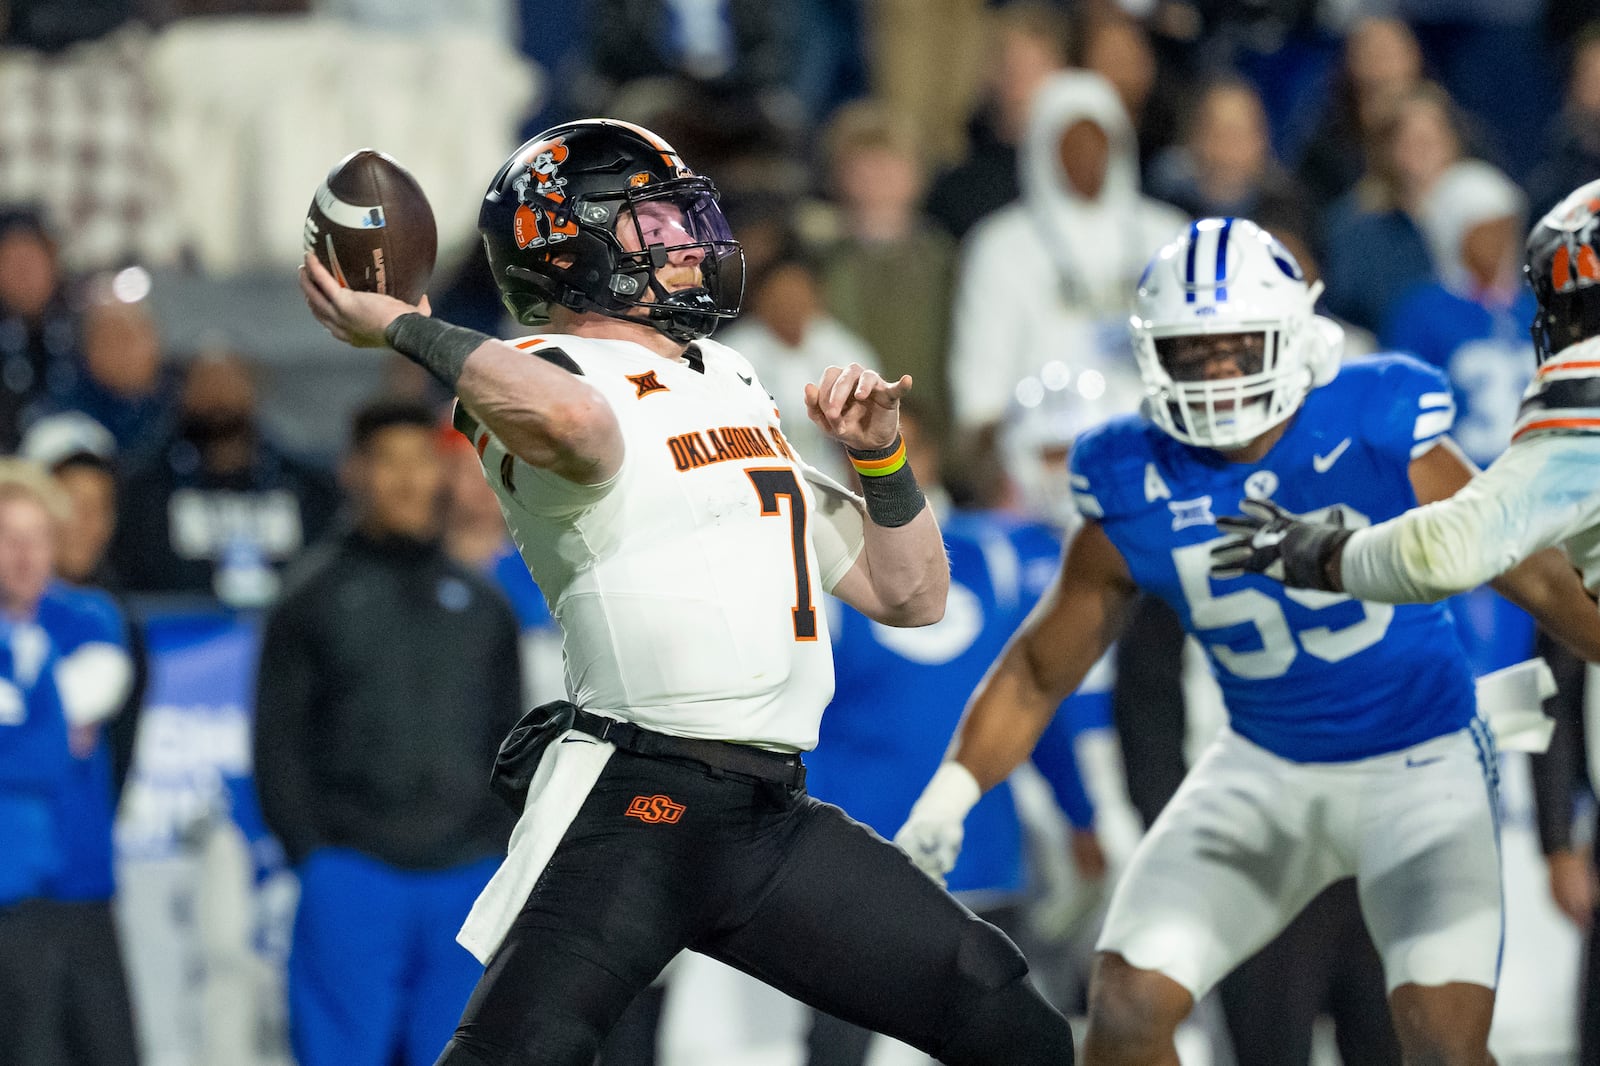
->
[[111, 351, 339, 606], [254, 398, 521, 1066]]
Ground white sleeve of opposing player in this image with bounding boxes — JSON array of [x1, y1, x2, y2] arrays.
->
[[801, 460, 867, 594], [55, 642, 134, 727], [1340, 435, 1600, 602]]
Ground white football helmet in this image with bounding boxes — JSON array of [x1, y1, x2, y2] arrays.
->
[[1001, 362, 1112, 530], [1131, 218, 1343, 449]]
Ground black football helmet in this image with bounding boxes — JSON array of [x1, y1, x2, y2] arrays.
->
[[478, 119, 744, 342], [1527, 178, 1600, 362]]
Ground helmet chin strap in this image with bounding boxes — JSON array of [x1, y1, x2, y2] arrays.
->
[[641, 273, 718, 341]]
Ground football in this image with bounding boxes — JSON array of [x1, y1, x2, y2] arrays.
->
[[303, 149, 437, 304]]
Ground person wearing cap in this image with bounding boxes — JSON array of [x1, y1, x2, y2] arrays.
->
[[22, 412, 146, 787]]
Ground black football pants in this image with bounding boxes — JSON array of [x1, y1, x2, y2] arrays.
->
[[435, 748, 1074, 1066]]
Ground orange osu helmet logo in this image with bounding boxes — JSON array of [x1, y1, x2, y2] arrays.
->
[[528, 139, 569, 185], [512, 138, 578, 250], [1552, 242, 1600, 293]]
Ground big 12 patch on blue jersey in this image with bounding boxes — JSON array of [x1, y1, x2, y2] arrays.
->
[[1070, 356, 1475, 763]]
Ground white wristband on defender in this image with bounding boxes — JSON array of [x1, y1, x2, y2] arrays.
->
[[908, 762, 982, 823]]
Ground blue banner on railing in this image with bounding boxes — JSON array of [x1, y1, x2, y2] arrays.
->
[[115, 607, 284, 879]]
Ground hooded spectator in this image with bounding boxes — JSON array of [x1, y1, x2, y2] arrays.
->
[[947, 70, 1186, 442]]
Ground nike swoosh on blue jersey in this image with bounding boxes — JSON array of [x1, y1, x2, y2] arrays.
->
[[1312, 438, 1352, 473]]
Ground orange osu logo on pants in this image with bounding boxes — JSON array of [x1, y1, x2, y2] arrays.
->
[[625, 794, 686, 824]]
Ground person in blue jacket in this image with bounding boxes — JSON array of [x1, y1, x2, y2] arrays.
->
[[0, 458, 139, 1066]]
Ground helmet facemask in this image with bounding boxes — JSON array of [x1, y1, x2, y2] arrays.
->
[[508, 177, 743, 342], [1145, 325, 1306, 449], [1131, 218, 1337, 450], [480, 120, 746, 343]]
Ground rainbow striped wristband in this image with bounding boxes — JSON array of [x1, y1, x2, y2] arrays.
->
[[846, 435, 925, 527], [847, 436, 908, 477]]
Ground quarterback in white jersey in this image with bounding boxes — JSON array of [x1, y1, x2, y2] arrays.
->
[[1210, 180, 1600, 612], [300, 118, 1077, 1066], [465, 331, 858, 753]]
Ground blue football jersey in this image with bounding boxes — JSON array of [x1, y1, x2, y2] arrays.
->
[[0, 620, 70, 904], [39, 582, 132, 901], [808, 509, 1097, 896], [1381, 284, 1537, 468], [1071, 355, 1476, 762]]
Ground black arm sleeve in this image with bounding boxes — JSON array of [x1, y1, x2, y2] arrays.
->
[[1530, 627, 1591, 856], [253, 596, 325, 865], [1112, 594, 1191, 829]]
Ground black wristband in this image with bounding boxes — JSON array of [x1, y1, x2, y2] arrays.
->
[[383, 313, 493, 390], [847, 436, 927, 528], [1282, 524, 1353, 591]]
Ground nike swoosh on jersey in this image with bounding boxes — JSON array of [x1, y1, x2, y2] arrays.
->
[[1312, 438, 1352, 473], [1405, 754, 1444, 768], [737, 373, 754, 386]]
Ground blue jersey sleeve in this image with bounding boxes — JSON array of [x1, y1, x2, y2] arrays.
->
[[1356, 354, 1456, 466], [41, 585, 129, 654], [1069, 416, 1152, 524], [0, 648, 69, 790]]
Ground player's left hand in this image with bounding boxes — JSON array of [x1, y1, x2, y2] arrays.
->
[[893, 814, 963, 886], [1209, 499, 1351, 591], [804, 364, 912, 453], [299, 252, 431, 349]]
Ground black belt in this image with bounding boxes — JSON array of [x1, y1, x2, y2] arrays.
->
[[572, 709, 806, 790]]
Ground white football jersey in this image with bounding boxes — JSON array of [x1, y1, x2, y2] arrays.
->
[[460, 333, 866, 752], [1342, 335, 1600, 601]]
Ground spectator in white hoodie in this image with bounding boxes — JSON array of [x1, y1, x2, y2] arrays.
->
[[947, 69, 1187, 454]]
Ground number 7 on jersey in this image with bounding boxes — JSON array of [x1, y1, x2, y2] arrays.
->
[[746, 468, 818, 641]]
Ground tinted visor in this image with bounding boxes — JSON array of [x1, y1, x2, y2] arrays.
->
[[613, 180, 743, 316]]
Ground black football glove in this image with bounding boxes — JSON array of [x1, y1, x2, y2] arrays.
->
[[1209, 499, 1353, 591]]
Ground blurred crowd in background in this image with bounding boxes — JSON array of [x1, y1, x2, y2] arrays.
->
[[3, 0, 1600, 1064]]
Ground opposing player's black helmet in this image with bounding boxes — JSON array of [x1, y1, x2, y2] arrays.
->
[[1527, 178, 1600, 363], [478, 119, 744, 342]]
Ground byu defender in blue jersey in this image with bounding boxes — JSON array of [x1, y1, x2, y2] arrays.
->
[[899, 218, 1600, 1066]]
